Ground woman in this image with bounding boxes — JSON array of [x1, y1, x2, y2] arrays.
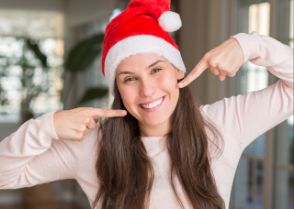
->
[[0, 0, 293, 208]]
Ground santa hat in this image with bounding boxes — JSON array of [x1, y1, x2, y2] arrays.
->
[[102, 0, 186, 93]]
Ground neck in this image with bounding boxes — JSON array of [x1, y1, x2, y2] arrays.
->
[[139, 121, 171, 137]]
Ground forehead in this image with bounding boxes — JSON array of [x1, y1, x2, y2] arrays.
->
[[116, 53, 169, 73]]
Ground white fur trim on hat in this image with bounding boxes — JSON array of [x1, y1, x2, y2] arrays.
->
[[104, 35, 186, 93]]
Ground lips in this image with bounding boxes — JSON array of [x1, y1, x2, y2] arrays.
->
[[140, 96, 165, 110]]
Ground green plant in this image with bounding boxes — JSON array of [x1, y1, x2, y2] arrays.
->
[[64, 33, 108, 106], [0, 33, 107, 120]]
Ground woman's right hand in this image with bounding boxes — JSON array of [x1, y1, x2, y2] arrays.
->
[[178, 38, 244, 88], [54, 107, 127, 141]]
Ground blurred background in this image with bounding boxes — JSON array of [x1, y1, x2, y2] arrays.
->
[[0, 0, 293, 209]]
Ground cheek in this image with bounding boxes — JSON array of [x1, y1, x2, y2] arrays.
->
[[157, 73, 178, 91], [159, 73, 180, 107], [118, 86, 137, 111]]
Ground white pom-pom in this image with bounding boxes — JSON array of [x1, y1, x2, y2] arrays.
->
[[158, 11, 182, 33]]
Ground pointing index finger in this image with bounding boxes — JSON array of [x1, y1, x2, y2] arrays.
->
[[178, 58, 208, 88], [92, 108, 127, 120]]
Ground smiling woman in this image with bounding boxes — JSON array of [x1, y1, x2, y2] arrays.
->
[[0, 0, 293, 209], [116, 54, 184, 136], [96, 75, 224, 209]]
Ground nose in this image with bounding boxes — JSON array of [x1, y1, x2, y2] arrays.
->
[[139, 78, 156, 97]]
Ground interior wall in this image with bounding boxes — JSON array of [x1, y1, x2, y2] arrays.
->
[[178, 0, 238, 105], [0, 0, 66, 11], [66, 0, 116, 27], [62, 0, 117, 109], [0, 0, 116, 27]]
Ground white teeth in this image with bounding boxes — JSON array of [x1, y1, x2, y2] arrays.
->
[[141, 97, 163, 109]]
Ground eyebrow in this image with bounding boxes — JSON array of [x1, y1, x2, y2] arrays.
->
[[148, 60, 166, 68], [117, 60, 166, 76]]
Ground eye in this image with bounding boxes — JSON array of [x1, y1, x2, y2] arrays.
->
[[151, 67, 162, 74], [123, 76, 137, 83]]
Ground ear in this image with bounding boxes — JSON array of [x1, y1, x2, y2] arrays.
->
[[176, 69, 185, 80]]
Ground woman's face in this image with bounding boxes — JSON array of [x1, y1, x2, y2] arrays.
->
[[116, 53, 184, 136]]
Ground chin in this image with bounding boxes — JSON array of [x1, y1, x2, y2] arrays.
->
[[140, 113, 172, 127]]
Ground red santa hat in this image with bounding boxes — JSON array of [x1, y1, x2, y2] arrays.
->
[[102, 0, 186, 93]]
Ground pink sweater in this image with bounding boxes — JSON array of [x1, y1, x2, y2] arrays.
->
[[0, 33, 293, 209]]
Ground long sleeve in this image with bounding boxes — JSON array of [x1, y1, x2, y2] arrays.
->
[[200, 33, 293, 209], [0, 112, 81, 189], [201, 32, 293, 151]]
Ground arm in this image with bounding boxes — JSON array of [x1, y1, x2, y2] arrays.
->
[[0, 112, 79, 189], [201, 32, 293, 150], [0, 107, 127, 189]]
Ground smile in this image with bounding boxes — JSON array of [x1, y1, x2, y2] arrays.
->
[[140, 96, 165, 111]]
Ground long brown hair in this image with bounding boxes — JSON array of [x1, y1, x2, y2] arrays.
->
[[94, 83, 225, 209]]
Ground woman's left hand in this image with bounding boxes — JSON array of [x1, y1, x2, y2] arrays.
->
[[178, 38, 244, 88]]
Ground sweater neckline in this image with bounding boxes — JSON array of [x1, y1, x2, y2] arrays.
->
[[141, 136, 167, 157]]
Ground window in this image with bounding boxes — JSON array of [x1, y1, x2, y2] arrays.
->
[[0, 10, 64, 122], [231, 1, 293, 209]]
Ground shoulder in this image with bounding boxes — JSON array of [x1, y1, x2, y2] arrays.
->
[[199, 103, 225, 158], [199, 99, 228, 129], [199, 95, 246, 131]]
